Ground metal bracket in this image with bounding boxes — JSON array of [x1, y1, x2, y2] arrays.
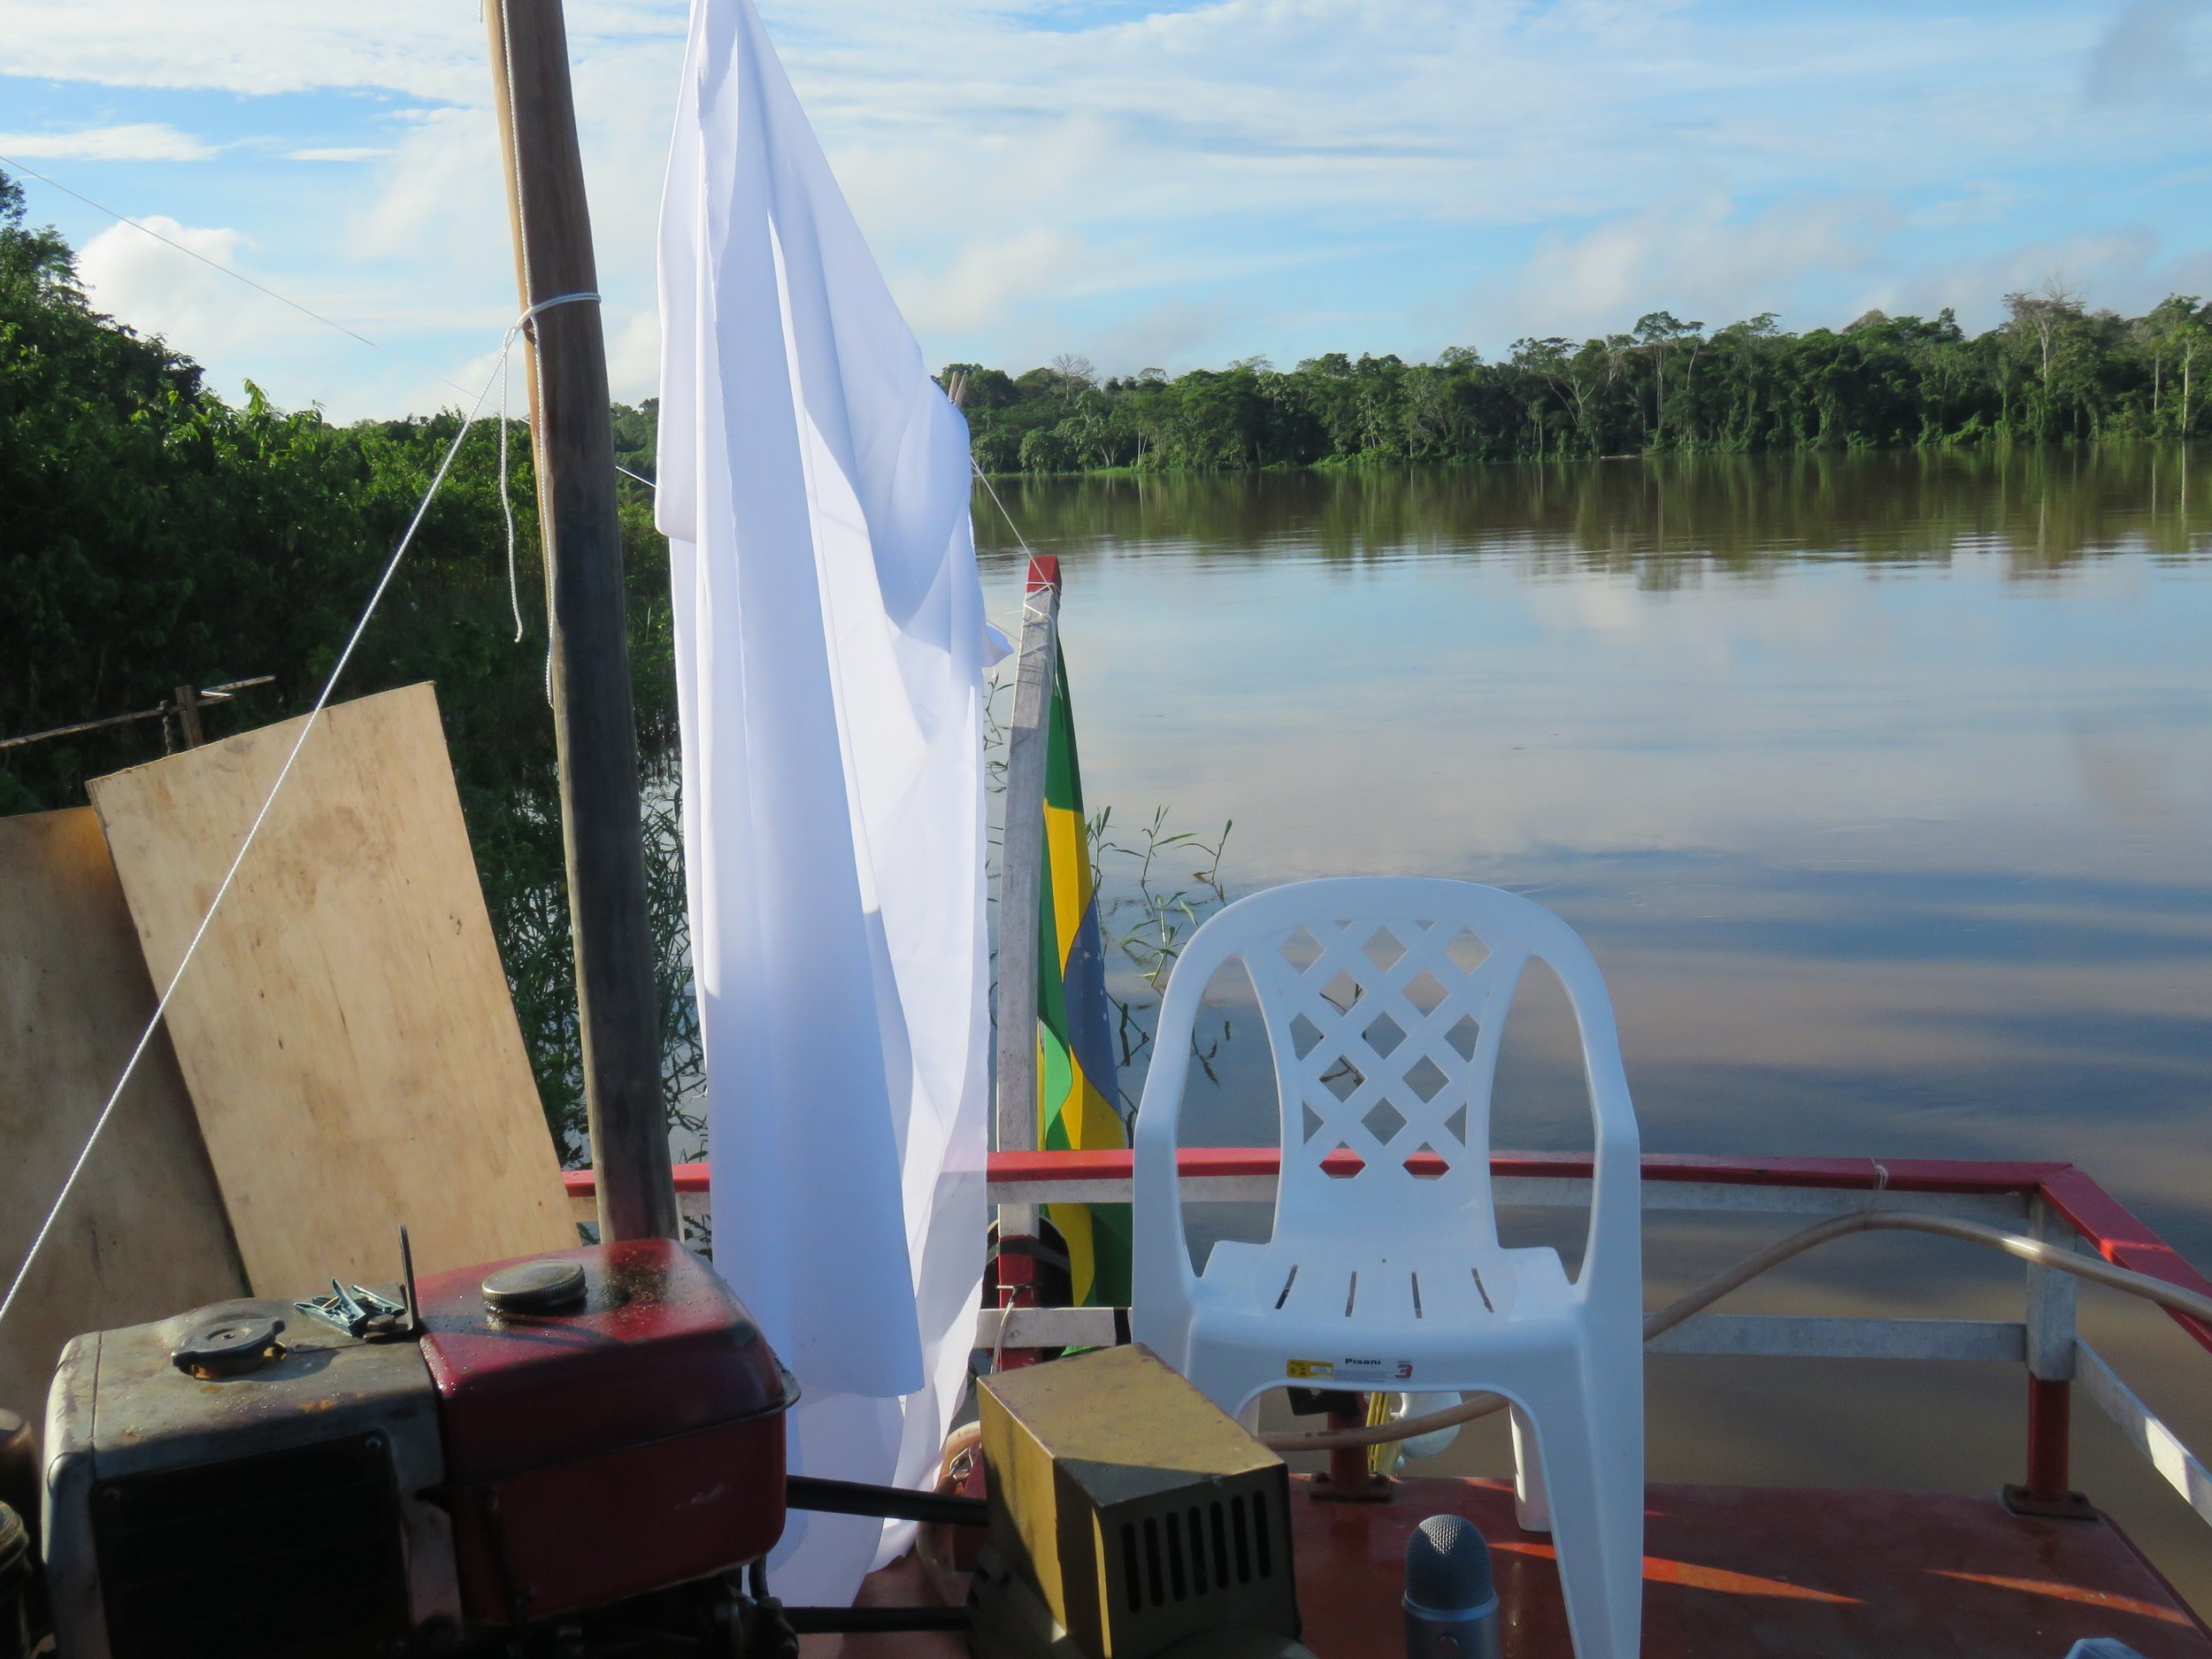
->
[[2001, 1483, 2096, 1521]]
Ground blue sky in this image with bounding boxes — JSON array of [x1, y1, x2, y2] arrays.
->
[[3, 0, 2209, 419]]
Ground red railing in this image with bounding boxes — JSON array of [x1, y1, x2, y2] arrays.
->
[[565, 1150, 2212, 1511], [564, 1150, 2212, 1352]]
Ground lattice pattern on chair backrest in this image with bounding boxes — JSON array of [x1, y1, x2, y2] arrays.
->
[[1234, 908, 1533, 1239]]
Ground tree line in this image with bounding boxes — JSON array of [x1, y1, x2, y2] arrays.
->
[[946, 287, 2212, 472]]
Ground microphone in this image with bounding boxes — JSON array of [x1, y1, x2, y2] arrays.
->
[[1404, 1512, 1501, 1659]]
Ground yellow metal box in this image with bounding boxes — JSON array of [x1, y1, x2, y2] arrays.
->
[[977, 1345, 1300, 1658]]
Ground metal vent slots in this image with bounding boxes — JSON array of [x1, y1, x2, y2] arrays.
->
[[1119, 1490, 1278, 1613], [91, 1433, 411, 1659]]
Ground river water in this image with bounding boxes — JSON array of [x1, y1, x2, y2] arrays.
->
[[976, 447, 2212, 1607]]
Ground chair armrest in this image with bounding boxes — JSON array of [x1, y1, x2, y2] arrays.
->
[[1572, 986, 1644, 1318], [1131, 977, 1206, 1302]]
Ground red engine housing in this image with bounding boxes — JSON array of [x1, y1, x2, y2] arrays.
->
[[416, 1238, 795, 1625]]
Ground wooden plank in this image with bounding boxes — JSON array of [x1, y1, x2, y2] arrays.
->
[[0, 808, 247, 1428], [88, 683, 575, 1296]]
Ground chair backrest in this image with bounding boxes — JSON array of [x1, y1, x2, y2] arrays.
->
[[1171, 878, 1617, 1247]]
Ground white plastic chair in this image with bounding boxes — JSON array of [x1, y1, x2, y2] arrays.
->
[[1131, 878, 1643, 1659]]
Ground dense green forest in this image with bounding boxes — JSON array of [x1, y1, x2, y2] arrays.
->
[[0, 169, 684, 1157], [948, 290, 2212, 472]]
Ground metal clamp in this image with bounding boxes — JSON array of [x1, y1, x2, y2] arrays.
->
[[294, 1279, 410, 1340]]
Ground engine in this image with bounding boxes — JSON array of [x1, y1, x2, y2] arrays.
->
[[37, 1238, 794, 1659]]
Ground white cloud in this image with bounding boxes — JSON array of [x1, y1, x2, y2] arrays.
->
[[0, 0, 492, 98], [71, 216, 489, 417], [0, 122, 214, 161], [287, 147, 391, 164], [902, 227, 1090, 334], [1087, 296, 1239, 378], [1485, 194, 1897, 342], [347, 106, 508, 270], [605, 305, 662, 403], [0, 0, 687, 97], [1850, 227, 2212, 330], [76, 216, 277, 357]]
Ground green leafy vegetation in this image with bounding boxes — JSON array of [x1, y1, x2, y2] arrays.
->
[[949, 289, 2212, 472], [0, 169, 682, 1159]]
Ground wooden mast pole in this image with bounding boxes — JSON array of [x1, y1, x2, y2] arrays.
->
[[484, 0, 679, 1242]]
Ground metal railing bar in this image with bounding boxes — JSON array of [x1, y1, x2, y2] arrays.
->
[[1646, 1313, 2025, 1363], [2077, 1340, 2212, 1530]]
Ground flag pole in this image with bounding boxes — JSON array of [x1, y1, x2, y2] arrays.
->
[[484, 0, 679, 1242], [994, 555, 1063, 1341]]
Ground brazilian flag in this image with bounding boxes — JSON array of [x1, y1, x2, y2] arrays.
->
[[1036, 654, 1130, 1307]]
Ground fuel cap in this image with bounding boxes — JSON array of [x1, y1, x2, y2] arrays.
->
[[482, 1258, 588, 1316], [172, 1312, 286, 1377]]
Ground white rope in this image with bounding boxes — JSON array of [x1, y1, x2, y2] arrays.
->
[[501, 345, 526, 643], [968, 457, 1058, 653], [495, 290, 601, 671], [972, 457, 1039, 562], [0, 311, 553, 1333]]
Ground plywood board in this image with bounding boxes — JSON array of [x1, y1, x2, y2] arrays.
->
[[88, 683, 575, 1296], [0, 808, 248, 1430]]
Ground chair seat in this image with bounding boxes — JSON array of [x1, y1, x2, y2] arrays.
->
[[1191, 1236, 1579, 1389]]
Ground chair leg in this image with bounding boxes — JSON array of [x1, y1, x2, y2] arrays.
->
[[1515, 1358, 1643, 1659], [1181, 1346, 1299, 1432], [1509, 1402, 1551, 1533]]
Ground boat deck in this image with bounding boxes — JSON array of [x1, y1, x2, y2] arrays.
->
[[817, 1476, 2212, 1658]]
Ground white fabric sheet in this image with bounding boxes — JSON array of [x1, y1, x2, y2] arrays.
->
[[656, 0, 990, 1605]]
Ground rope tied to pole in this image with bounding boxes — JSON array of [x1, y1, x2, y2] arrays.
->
[[496, 289, 602, 658]]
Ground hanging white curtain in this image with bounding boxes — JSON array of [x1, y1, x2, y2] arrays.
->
[[655, 0, 990, 1606]]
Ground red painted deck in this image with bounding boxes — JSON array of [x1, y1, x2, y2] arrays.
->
[[810, 1478, 2212, 1658]]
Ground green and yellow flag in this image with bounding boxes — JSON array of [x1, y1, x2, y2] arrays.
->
[[1036, 653, 1131, 1307]]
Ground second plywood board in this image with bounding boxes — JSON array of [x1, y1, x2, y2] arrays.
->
[[0, 808, 248, 1428], [88, 683, 576, 1296]]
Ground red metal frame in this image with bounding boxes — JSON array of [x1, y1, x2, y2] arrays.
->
[[2024, 1375, 2076, 1508], [565, 1148, 2212, 1504], [565, 1149, 2212, 1350]]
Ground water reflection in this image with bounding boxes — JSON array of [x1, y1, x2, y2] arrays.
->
[[979, 443, 2212, 575], [979, 449, 2212, 1607]]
